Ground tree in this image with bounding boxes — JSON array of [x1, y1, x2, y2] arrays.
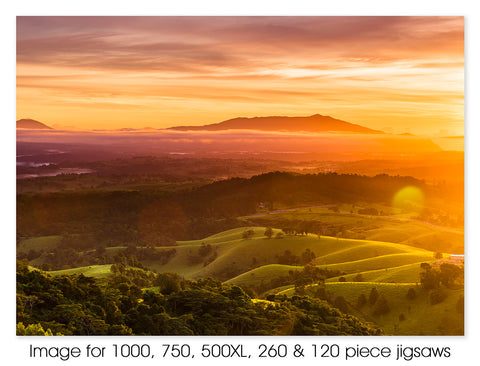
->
[[439, 263, 463, 288], [369, 287, 379, 305], [353, 273, 364, 282], [373, 295, 390, 316], [137, 199, 187, 247], [358, 207, 378, 215], [109, 324, 133, 335], [456, 295, 464, 314], [282, 227, 294, 236], [420, 262, 431, 271], [300, 248, 316, 265], [266, 294, 276, 301], [242, 229, 255, 239], [406, 288, 417, 300], [420, 265, 440, 290], [277, 250, 299, 265], [334, 296, 349, 313], [430, 288, 447, 305], [264, 227, 273, 239], [357, 293, 367, 308], [198, 243, 213, 257], [155, 273, 183, 295], [17, 322, 53, 336], [313, 286, 328, 300], [302, 264, 325, 283], [294, 283, 306, 296]]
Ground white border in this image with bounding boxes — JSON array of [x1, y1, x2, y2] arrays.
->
[[3, 1, 477, 365]]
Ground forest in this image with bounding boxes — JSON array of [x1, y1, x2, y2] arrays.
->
[[17, 260, 381, 336], [17, 172, 456, 241]]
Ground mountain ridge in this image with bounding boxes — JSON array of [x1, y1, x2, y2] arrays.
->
[[17, 119, 53, 130], [168, 114, 384, 134]]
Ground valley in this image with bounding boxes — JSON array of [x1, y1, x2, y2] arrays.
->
[[17, 170, 464, 336]]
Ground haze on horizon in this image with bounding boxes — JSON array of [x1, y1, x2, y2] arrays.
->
[[16, 16, 464, 136]]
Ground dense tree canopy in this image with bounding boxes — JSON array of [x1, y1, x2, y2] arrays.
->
[[17, 172, 431, 243], [17, 261, 381, 336]]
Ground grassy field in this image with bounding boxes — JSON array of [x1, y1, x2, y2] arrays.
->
[[18, 235, 62, 252], [315, 253, 435, 273], [225, 258, 431, 290], [143, 227, 436, 281], [25, 227, 438, 282], [22, 225, 463, 336], [48, 264, 113, 278], [165, 226, 463, 335], [326, 262, 427, 283], [225, 264, 298, 288], [243, 207, 464, 254], [273, 282, 463, 335], [313, 240, 431, 264]]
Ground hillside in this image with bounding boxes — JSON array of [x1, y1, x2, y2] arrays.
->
[[48, 264, 113, 278], [272, 282, 463, 335], [34, 226, 437, 284], [32, 225, 463, 335], [24, 226, 451, 282], [168, 114, 384, 133], [244, 204, 464, 254], [16, 119, 52, 129]]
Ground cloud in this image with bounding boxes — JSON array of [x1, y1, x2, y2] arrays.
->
[[17, 16, 463, 73], [16, 16, 464, 134]]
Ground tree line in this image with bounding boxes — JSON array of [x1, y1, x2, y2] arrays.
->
[[18, 172, 432, 246]]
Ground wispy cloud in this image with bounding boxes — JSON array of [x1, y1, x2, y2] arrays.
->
[[16, 16, 464, 135]]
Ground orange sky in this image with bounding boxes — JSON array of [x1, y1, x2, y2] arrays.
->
[[16, 16, 464, 135]]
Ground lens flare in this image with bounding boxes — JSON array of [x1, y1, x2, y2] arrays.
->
[[392, 186, 425, 213]]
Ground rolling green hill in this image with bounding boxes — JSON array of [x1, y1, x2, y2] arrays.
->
[[244, 207, 464, 254], [34, 227, 437, 283], [326, 262, 426, 283], [48, 265, 113, 278], [272, 282, 463, 335], [150, 228, 436, 281], [35, 225, 462, 336]]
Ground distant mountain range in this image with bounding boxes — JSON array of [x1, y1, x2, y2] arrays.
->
[[16, 115, 385, 134], [168, 114, 384, 134], [17, 119, 52, 130]]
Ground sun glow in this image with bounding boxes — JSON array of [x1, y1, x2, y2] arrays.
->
[[392, 186, 425, 213]]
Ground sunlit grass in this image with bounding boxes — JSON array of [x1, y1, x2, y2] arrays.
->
[[48, 264, 112, 278]]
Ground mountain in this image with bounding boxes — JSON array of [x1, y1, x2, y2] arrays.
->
[[168, 114, 384, 134], [16, 119, 53, 130]]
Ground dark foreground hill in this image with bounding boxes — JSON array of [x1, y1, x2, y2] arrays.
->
[[16, 261, 381, 335]]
